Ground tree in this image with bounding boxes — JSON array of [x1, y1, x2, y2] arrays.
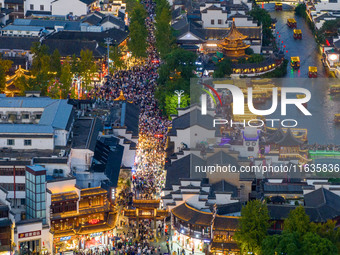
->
[[155, 0, 175, 58], [262, 232, 301, 255], [302, 232, 337, 255], [128, 20, 148, 59], [283, 206, 310, 237], [234, 200, 270, 254], [78, 49, 97, 92], [59, 58, 73, 98], [50, 49, 62, 78], [311, 220, 340, 251], [248, 6, 273, 46], [71, 54, 79, 74], [128, 3, 148, 59], [156, 48, 196, 117], [213, 58, 232, 78], [109, 45, 126, 71], [164, 93, 190, 117], [30, 42, 50, 76], [0, 57, 13, 91]]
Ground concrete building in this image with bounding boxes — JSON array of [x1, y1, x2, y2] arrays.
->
[[0, 97, 75, 150]]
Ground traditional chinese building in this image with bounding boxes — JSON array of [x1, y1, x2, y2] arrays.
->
[[5, 66, 34, 97], [171, 202, 239, 255], [263, 128, 310, 164], [217, 21, 250, 58], [123, 199, 168, 234]]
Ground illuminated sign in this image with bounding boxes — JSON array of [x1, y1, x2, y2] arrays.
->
[[18, 230, 41, 239], [90, 232, 103, 238], [60, 236, 71, 241], [111, 188, 115, 200], [89, 219, 100, 224]]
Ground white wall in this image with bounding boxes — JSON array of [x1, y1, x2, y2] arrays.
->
[[24, 0, 52, 14], [202, 10, 228, 29], [70, 148, 94, 171], [54, 129, 68, 146], [0, 136, 54, 150], [52, 0, 87, 16], [171, 125, 215, 153], [15, 221, 53, 254], [38, 162, 70, 177], [315, 1, 340, 12], [101, 21, 121, 30]]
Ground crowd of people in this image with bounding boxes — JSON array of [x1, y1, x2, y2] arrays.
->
[[88, 0, 169, 200]]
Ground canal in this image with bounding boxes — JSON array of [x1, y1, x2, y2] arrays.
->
[[261, 5, 340, 145]]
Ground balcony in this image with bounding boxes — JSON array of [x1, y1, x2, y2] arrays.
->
[[173, 222, 211, 240]]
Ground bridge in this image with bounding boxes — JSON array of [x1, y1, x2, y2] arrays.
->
[[309, 150, 340, 159]]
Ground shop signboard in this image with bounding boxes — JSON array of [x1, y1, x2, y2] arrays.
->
[[18, 230, 41, 239], [60, 236, 72, 241]]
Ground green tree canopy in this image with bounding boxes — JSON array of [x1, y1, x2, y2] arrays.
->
[[234, 200, 270, 254], [79, 49, 97, 91], [213, 58, 232, 78], [128, 19, 148, 58], [155, 6, 175, 58], [248, 6, 273, 46], [283, 206, 310, 237], [50, 49, 62, 78], [0, 56, 13, 91]]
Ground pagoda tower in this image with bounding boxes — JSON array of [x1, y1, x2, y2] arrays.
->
[[218, 21, 250, 58]]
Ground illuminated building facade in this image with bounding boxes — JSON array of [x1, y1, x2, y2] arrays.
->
[[218, 21, 250, 58]]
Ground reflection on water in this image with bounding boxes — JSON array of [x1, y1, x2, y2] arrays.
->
[[259, 79, 340, 145], [257, 8, 340, 144]]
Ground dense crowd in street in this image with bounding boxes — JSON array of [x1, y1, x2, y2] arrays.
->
[[88, 0, 169, 199]]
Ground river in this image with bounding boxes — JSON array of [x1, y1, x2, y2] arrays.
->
[[259, 6, 340, 145]]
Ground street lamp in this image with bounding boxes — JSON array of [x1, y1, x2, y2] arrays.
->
[[174, 90, 184, 108], [104, 37, 113, 76]]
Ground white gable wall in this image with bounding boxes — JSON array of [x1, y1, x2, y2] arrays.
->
[[52, 0, 88, 16]]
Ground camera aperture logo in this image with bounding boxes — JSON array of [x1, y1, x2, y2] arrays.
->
[[201, 83, 312, 128]]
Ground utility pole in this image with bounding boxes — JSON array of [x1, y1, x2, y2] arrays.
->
[[104, 37, 113, 77]]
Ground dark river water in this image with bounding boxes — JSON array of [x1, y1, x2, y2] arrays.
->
[[259, 6, 340, 145]]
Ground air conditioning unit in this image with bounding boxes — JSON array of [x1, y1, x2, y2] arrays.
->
[[31, 116, 36, 119]]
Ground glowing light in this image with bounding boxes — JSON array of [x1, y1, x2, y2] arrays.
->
[[329, 54, 338, 61]]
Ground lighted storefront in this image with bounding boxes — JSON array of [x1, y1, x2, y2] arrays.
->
[[54, 235, 78, 253], [79, 231, 110, 250], [172, 230, 206, 253]]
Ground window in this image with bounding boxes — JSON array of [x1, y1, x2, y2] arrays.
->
[[211, 19, 214, 25], [218, 19, 222, 24], [247, 147, 254, 151], [40, 5, 44, 10], [7, 139, 14, 146], [24, 139, 32, 146], [30, 4, 34, 10], [36, 114, 41, 119], [22, 114, 29, 119]]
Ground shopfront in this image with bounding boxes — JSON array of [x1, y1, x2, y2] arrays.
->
[[79, 231, 110, 250], [15, 220, 52, 255], [172, 230, 206, 254], [54, 235, 78, 253]]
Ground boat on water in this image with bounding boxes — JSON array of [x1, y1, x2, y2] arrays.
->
[[293, 29, 302, 40], [308, 66, 317, 78], [291, 56, 300, 69], [287, 18, 297, 28], [275, 3, 283, 10], [335, 114, 340, 123], [330, 85, 340, 95]]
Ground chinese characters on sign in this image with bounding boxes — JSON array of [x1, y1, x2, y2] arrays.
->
[[18, 230, 41, 239]]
